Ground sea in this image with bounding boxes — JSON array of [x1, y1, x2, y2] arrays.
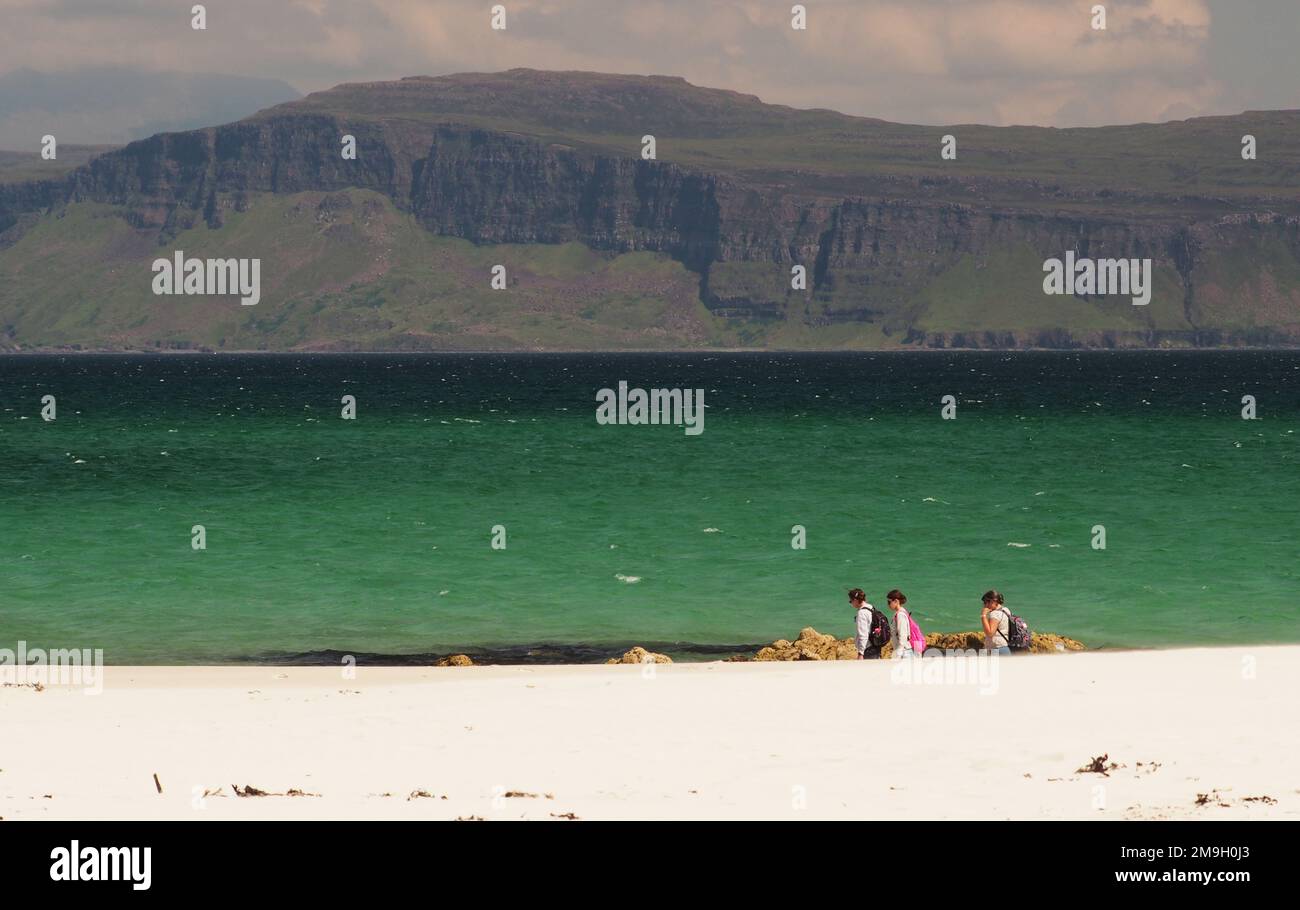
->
[[1, 351, 1296, 663]]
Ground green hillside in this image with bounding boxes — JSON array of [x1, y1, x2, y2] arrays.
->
[[7, 186, 1265, 352], [0, 190, 728, 351]]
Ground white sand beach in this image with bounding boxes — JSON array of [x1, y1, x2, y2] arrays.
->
[[3, 646, 1296, 821]]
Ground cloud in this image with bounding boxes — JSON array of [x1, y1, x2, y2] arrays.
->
[[0, 0, 1280, 128]]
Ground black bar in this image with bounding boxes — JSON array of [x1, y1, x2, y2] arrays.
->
[[1, 820, 1285, 895]]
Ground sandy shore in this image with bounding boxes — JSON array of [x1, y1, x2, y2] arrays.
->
[[3, 646, 1297, 821]]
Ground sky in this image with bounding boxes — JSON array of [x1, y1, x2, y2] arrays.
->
[[1, 0, 1297, 128]]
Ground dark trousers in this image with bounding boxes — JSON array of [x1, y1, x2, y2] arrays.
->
[[860, 646, 882, 660]]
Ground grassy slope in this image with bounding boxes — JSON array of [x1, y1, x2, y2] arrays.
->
[[0, 190, 732, 351], [1189, 234, 1300, 331], [891, 246, 1194, 335]]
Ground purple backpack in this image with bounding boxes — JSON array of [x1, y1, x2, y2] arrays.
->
[[1003, 609, 1031, 650]]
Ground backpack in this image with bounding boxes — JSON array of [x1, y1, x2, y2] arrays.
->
[[905, 612, 927, 655], [1002, 608, 1031, 651], [868, 608, 892, 648]]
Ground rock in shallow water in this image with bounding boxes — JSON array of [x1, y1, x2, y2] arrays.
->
[[606, 646, 672, 665]]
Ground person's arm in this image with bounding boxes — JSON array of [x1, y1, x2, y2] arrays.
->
[[981, 608, 997, 637], [855, 608, 870, 655]]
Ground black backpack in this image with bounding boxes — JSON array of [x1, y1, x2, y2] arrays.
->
[[868, 608, 892, 648], [1002, 608, 1031, 651]]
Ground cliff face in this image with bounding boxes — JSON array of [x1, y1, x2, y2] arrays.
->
[[10, 116, 727, 264], [3, 70, 1299, 350], [56, 116, 422, 234], [408, 127, 724, 271]]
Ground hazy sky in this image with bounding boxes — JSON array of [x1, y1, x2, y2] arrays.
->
[[2, 0, 1297, 127]]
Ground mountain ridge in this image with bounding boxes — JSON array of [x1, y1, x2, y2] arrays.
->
[[1, 69, 1298, 352]]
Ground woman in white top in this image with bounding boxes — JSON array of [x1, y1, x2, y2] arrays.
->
[[886, 589, 914, 658], [980, 589, 1011, 656]]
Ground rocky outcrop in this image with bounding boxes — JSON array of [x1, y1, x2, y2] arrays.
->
[[752, 627, 1086, 660], [0, 178, 62, 238], [882, 630, 1086, 657], [606, 646, 673, 665], [1027, 632, 1087, 653], [754, 627, 860, 661], [437, 654, 474, 667]]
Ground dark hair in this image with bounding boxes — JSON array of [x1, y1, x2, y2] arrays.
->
[[886, 589, 906, 605], [848, 588, 866, 603], [982, 589, 1004, 605]]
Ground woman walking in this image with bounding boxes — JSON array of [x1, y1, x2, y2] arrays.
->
[[887, 589, 916, 658], [981, 590, 1012, 656]]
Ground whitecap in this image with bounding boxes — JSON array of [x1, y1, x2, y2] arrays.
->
[[1007, 542, 1031, 548], [703, 527, 721, 533], [615, 574, 641, 584]]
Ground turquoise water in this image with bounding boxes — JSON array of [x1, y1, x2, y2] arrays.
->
[[1, 352, 1297, 662]]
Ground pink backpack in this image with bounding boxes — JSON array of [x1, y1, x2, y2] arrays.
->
[[906, 613, 927, 655]]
